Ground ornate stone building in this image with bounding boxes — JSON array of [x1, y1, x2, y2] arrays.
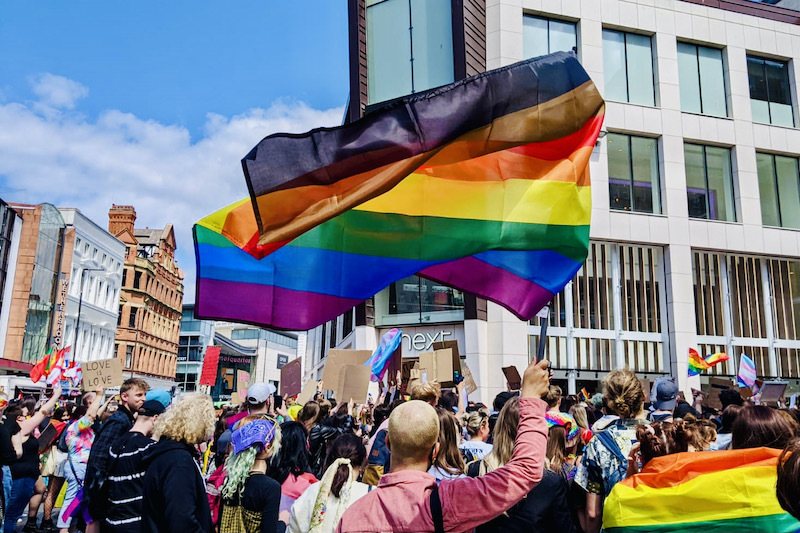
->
[[109, 205, 183, 387]]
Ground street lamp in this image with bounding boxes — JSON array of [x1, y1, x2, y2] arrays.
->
[[72, 265, 105, 365]]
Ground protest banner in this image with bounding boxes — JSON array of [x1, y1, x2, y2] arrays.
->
[[335, 364, 372, 404], [280, 357, 303, 397], [321, 350, 371, 388], [83, 358, 123, 390], [296, 380, 317, 405], [199, 346, 221, 386], [502, 366, 522, 391], [461, 361, 478, 394], [419, 348, 460, 386]]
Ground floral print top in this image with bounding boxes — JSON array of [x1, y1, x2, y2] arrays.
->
[[66, 415, 95, 464]]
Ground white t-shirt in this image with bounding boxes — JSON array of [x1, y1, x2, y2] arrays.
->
[[459, 440, 493, 462]]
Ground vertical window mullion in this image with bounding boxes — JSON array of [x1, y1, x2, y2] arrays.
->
[[763, 60, 772, 124], [628, 136, 636, 211], [695, 46, 704, 115], [773, 154, 783, 227], [546, 20, 551, 54], [623, 33, 630, 103], [407, 0, 414, 94], [702, 146, 711, 220]]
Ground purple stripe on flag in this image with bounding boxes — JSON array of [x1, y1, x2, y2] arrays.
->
[[420, 255, 557, 320], [195, 278, 362, 330]]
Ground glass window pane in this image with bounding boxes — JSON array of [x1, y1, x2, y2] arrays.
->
[[769, 103, 795, 128], [677, 43, 702, 114], [757, 153, 780, 227], [751, 100, 771, 125], [698, 46, 727, 117], [684, 143, 708, 219], [410, 0, 454, 93], [625, 33, 655, 106], [776, 156, 800, 229], [631, 136, 660, 213], [705, 146, 735, 222], [766, 60, 792, 105], [549, 19, 577, 54], [603, 30, 628, 103], [608, 133, 632, 211], [748, 57, 768, 102], [523, 16, 550, 59], [367, 0, 413, 104]]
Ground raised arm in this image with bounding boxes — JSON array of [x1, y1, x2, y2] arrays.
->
[[18, 384, 62, 436], [439, 359, 551, 532]]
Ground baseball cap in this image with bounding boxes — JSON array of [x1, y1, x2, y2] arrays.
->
[[247, 383, 276, 405], [146, 389, 172, 408], [651, 377, 679, 411], [138, 400, 166, 417]]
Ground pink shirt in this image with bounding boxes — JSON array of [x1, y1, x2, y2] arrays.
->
[[337, 397, 548, 533]]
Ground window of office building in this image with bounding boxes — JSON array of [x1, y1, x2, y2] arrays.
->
[[374, 275, 464, 326], [677, 43, 727, 117], [757, 153, 800, 229], [128, 307, 137, 329], [693, 250, 800, 377], [748, 56, 794, 127], [608, 133, 661, 213], [125, 345, 133, 368], [684, 144, 736, 221], [603, 29, 655, 106], [530, 242, 667, 374], [231, 328, 261, 341], [523, 15, 577, 59], [366, 0, 454, 105]]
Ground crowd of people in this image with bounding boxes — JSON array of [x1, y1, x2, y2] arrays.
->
[[0, 361, 796, 532]]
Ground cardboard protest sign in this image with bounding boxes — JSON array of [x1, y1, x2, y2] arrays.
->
[[280, 358, 303, 397], [759, 381, 788, 404], [82, 358, 123, 390], [739, 387, 753, 400], [237, 370, 251, 393], [230, 392, 241, 405], [335, 364, 372, 404], [321, 350, 371, 388], [461, 361, 478, 394], [419, 348, 460, 386], [432, 341, 463, 386], [296, 380, 317, 405], [502, 366, 522, 391], [702, 377, 734, 410]]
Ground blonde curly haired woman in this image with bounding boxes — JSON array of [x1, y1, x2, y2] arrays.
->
[[219, 416, 283, 533], [140, 393, 216, 533]]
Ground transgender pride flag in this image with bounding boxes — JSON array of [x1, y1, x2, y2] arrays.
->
[[737, 354, 757, 388]]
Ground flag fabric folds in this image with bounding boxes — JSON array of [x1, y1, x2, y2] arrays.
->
[[30, 347, 69, 384], [687, 348, 729, 376], [365, 328, 403, 382], [737, 353, 758, 388], [194, 52, 605, 330], [603, 447, 800, 532]]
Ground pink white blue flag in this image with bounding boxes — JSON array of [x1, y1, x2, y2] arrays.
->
[[737, 354, 757, 388]]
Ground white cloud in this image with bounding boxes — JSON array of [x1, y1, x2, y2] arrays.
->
[[29, 73, 89, 110], [0, 75, 344, 303]]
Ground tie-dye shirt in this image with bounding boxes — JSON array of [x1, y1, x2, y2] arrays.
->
[[66, 415, 95, 464]]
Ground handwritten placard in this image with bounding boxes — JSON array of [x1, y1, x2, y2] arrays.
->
[[83, 358, 123, 389]]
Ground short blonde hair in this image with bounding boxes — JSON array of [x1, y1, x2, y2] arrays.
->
[[409, 381, 441, 405], [153, 393, 215, 445], [387, 400, 439, 461]]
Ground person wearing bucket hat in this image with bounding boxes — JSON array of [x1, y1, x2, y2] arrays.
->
[[219, 416, 283, 533]]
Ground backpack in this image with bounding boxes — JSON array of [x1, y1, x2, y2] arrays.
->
[[594, 429, 629, 496], [206, 464, 227, 528], [57, 425, 69, 453]]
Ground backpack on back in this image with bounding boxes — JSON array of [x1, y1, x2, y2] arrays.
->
[[206, 464, 227, 527]]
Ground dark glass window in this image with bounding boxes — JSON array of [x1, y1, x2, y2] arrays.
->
[[748, 56, 794, 127], [757, 153, 800, 229], [129, 307, 137, 329], [603, 30, 655, 106], [608, 133, 661, 213], [684, 144, 736, 221]]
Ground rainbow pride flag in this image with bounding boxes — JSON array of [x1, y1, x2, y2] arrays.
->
[[194, 52, 605, 330], [604, 448, 800, 532], [688, 348, 729, 376]]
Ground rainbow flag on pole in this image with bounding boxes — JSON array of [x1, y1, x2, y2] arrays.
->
[[603, 447, 800, 532], [194, 52, 605, 330], [688, 348, 729, 376]]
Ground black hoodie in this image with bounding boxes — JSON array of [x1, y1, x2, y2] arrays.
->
[[140, 438, 212, 533]]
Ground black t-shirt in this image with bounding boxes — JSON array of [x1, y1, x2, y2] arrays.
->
[[225, 473, 284, 533], [10, 432, 40, 479]]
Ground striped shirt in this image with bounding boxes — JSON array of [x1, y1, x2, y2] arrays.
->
[[104, 431, 156, 533]]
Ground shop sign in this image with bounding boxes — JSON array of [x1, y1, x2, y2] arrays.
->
[[402, 330, 453, 352], [277, 354, 289, 369], [219, 355, 251, 364], [52, 277, 69, 347]]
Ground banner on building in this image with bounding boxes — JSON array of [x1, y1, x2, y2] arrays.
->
[[200, 346, 221, 387]]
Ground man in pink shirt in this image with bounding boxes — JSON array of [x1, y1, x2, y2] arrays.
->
[[338, 358, 551, 533]]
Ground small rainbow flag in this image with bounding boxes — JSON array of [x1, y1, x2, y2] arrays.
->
[[688, 348, 729, 376], [603, 447, 800, 532], [579, 387, 590, 402], [194, 52, 605, 330]]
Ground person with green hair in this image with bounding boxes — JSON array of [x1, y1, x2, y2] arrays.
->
[[220, 416, 284, 533]]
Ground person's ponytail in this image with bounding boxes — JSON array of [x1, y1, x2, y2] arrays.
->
[[777, 439, 800, 520]]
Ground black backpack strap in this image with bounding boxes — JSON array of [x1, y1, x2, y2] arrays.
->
[[430, 485, 445, 533]]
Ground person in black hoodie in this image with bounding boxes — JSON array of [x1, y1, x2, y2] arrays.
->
[[140, 392, 216, 533]]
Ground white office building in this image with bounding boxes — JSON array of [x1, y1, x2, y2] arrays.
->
[[307, 0, 800, 405]]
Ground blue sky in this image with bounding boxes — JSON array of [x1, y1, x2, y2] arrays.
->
[[0, 2, 349, 301]]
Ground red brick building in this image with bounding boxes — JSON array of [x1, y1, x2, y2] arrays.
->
[[109, 205, 183, 385]]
